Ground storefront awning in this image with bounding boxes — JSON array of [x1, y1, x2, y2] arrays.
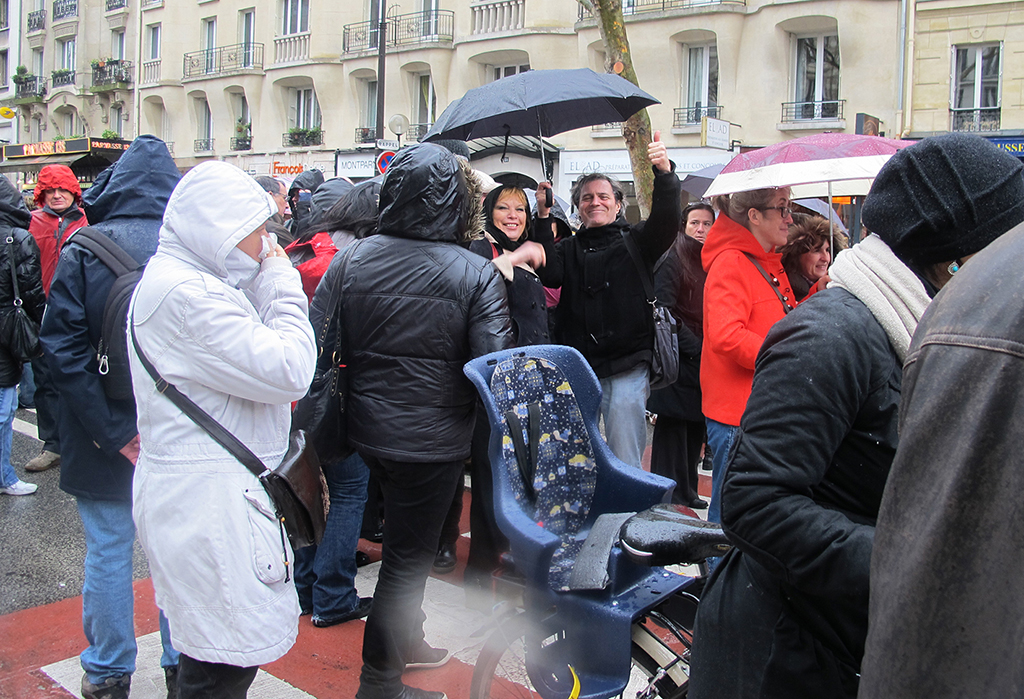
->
[[0, 153, 80, 172]]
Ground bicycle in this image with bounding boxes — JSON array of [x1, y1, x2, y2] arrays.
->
[[463, 347, 731, 699]]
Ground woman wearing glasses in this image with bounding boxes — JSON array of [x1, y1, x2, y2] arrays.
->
[[699, 188, 798, 532]]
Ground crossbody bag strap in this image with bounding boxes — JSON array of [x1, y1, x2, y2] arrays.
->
[[128, 319, 268, 479], [741, 251, 792, 315], [6, 235, 21, 306], [621, 231, 656, 304]]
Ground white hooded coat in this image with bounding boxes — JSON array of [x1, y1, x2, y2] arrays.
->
[[129, 161, 316, 666]]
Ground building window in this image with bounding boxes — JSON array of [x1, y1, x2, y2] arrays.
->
[[791, 34, 840, 119], [416, 74, 435, 132], [112, 30, 125, 60], [110, 105, 123, 136], [952, 44, 1001, 132], [682, 43, 719, 123], [283, 0, 309, 35], [148, 24, 161, 60], [290, 87, 320, 129], [491, 63, 529, 82], [240, 9, 255, 67], [364, 79, 377, 129], [0, 0, 8, 30], [0, 50, 7, 88], [58, 38, 75, 70]]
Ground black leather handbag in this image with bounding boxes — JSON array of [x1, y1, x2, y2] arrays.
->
[[0, 234, 41, 362], [621, 231, 679, 391], [130, 321, 328, 553]]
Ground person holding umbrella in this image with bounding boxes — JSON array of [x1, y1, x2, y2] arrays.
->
[[533, 131, 679, 469]]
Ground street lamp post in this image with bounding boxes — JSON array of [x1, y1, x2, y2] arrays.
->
[[375, 0, 386, 146]]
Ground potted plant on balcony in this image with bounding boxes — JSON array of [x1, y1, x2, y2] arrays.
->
[[52, 68, 74, 81], [234, 118, 252, 150], [13, 65, 29, 84], [288, 126, 322, 147]]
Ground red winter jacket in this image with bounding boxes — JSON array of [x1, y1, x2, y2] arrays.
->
[[29, 204, 88, 295], [700, 213, 794, 426], [285, 231, 338, 303]]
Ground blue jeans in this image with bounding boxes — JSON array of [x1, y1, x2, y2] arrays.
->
[[599, 364, 651, 469], [293, 451, 369, 622], [18, 362, 35, 407], [0, 386, 19, 487], [705, 419, 739, 572], [77, 498, 178, 684]]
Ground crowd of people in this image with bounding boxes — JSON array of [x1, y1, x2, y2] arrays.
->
[[1, 129, 1022, 699]]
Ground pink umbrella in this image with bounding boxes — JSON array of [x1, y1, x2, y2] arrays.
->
[[703, 133, 915, 198]]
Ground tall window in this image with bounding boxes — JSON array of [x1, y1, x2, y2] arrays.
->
[[952, 44, 1001, 132], [683, 43, 719, 121], [112, 30, 126, 60], [197, 98, 212, 140], [364, 79, 377, 129], [0, 0, 8, 30], [491, 63, 529, 82], [202, 18, 217, 73], [416, 74, 435, 127], [58, 39, 76, 70], [32, 49, 43, 76], [110, 105, 123, 136], [291, 87, 320, 129], [240, 10, 255, 67], [0, 50, 7, 88], [794, 34, 840, 119], [148, 24, 161, 60], [283, 0, 309, 35]]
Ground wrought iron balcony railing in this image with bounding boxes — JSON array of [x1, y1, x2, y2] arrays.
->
[[92, 60, 133, 88], [950, 107, 1001, 133], [284, 129, 324, 147], [673, 105, 723, 126], [51, 70, 76, 88], [194, 138, 214, 152], [230, 137, 252, 151], [355, 127, 376, 143], [781, 100, 845, 122], [183, 43, 264, 79], [409, 123, 432, 141], [106, 0, 128, 9], [578, 0, 744, 19], [343, 9, 454, 53], [27, 9, 46, 31], [591, 122, 622, 134], [53, 0, 77, 21], [14, 75, 47, 99]]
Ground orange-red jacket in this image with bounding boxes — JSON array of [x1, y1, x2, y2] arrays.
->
[[29, 204, 88, 296], [700, 213, 794, 425]]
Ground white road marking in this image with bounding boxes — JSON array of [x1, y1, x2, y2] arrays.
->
[[13, 417, 38, 441]]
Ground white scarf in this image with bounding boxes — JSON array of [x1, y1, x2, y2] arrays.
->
[[827, 234, 930, 362]]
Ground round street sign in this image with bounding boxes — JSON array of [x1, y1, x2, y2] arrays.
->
[[377, 151, 396, 175]]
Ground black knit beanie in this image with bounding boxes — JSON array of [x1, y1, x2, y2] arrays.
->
[[862, 133, 1024, 267]]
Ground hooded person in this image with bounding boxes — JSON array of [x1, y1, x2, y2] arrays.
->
[[284, 176, 357, 302], [128, 160, 316, 697], [310, 142, 512, 699], [287, 168, 326, 241], [40, 135, 182, 699], [25, 163, 90, 475], [688, 133, 1024, 699]]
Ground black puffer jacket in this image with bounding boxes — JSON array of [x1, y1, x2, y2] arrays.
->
[[0, 179, 44, 387], [690, 287, 901, 699], [534, 167, 681, 378], [315, 144, 512, 463]]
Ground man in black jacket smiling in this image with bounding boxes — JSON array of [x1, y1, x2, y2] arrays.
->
[[318, 142, 513, 699]]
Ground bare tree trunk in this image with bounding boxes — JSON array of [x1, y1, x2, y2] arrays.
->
[[579, 0, 655, 218]]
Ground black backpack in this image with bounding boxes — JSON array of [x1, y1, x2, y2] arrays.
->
[[64, 227, 145, 401]]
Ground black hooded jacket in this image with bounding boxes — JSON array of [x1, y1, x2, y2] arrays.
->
[[0, 179, 44, 387], [311, 144, 512, 463], [534, 167, 681, 378], [40, 135, 181, 501]]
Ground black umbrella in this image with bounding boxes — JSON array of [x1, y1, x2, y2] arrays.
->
[[422, 68, 659, 185]]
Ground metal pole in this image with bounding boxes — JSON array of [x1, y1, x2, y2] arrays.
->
[[375, 0, 386, 143]]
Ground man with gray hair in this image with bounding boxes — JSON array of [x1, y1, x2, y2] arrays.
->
[[254, 175, 292, 245]]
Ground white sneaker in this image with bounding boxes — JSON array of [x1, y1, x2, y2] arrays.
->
[[1, 479, 38, 495]]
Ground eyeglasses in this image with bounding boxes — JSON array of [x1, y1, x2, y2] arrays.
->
[[761, 206, 793, 218]]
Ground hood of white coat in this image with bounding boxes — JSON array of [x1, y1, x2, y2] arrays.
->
[[157, 161, 276, 278]]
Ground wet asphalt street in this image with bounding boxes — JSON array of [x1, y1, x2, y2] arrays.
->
[[0, 408, 150, 616]]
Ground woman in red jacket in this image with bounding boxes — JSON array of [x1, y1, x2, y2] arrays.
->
[[700, 187, 798, 532]]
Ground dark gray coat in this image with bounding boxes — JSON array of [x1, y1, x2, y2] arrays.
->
[[0, 180, 44, 387]]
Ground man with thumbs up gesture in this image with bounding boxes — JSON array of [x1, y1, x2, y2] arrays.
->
[[532, 130, 681, 469]]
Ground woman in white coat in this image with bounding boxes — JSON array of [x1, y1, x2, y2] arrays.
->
[[129, 161, 316, 697]]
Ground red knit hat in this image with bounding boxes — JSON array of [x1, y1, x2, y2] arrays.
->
[[33, 164, 82, 208]]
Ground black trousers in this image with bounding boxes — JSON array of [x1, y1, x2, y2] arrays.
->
[[30, 353, 60, 452], [177, 655, 258, 699], [466, 408, 508, 574], [438, 466, 465, 550], [649, 416, 704, 504], [356, 455, 465, 699]]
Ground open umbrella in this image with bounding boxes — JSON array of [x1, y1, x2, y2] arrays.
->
[[703, 133, 914, 198], [422, 68, 659, 184], [681, 163, 724, 199]]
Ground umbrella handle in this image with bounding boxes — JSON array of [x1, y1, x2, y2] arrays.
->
[[545, 188, 553, 209]]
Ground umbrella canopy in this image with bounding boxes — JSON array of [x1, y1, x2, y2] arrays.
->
[[421, 69, 660, 143], [681, 163, 725, 198], [703, 133, 914, 198]]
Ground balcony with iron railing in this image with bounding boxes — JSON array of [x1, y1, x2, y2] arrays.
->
[[283, 128, 324, 147], [343, 10, 454, 54], [53, 0, 77, 21], [472, 0, 523, 34], [673, 105, 723, 127], [194, 138, 214, 152], [13, 75, 47, 102], [409, 123, 432, 141], [27, 9, 45, 31], [183, 43, 264, 79], [92, 60, 132, 91], [578, 0, 744, 20], [230, 137, 252, 151], [355, 127, 376, 143], [51, 69, 76, 88], [591, 122, 622, 136], [106, 0, 128, 10], [781, 100, 844, 122], [950, 107, 1001, 133]]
